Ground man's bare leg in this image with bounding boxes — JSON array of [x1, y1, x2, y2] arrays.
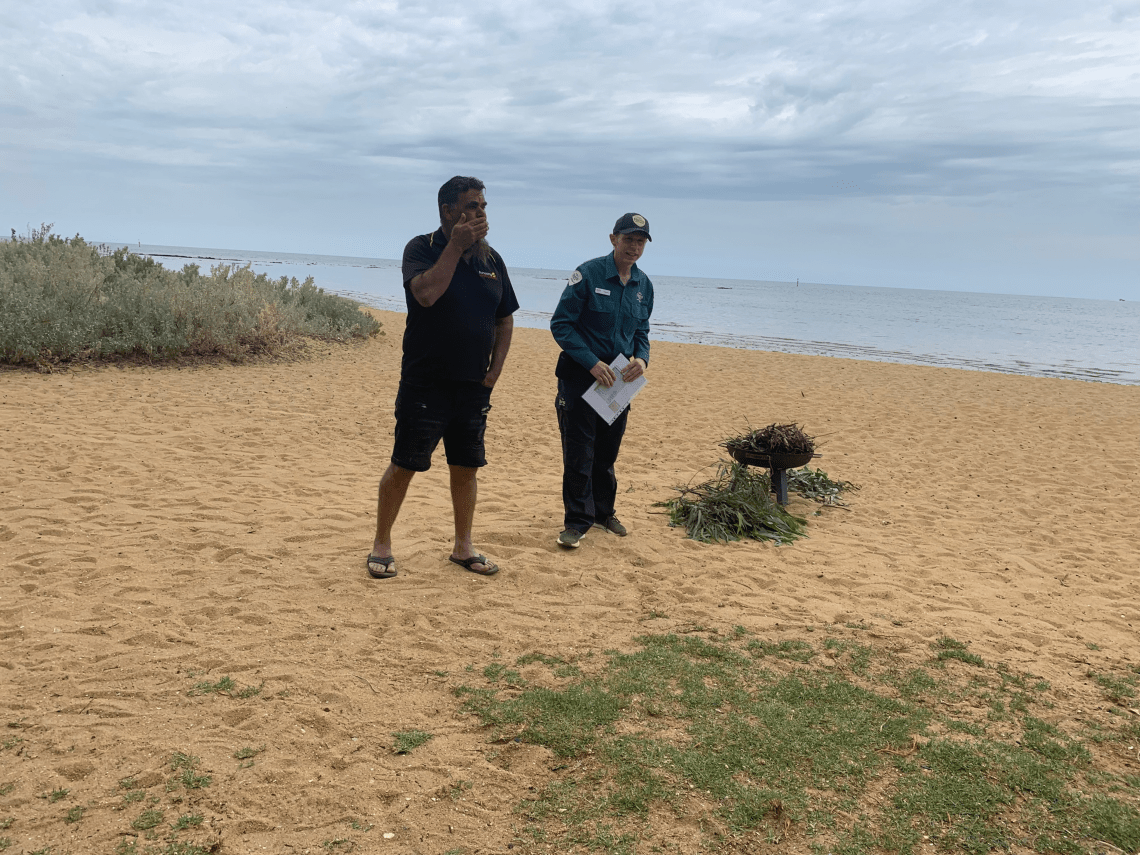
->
[[371, 463, 416, 564], [449, 464, 493, 573]]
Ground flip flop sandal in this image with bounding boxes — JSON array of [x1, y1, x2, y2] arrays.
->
[[366, 554, 397, 579], [449, 554, 499, 576]]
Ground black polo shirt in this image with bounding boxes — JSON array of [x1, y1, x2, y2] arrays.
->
[[400, 229, 519, 384]]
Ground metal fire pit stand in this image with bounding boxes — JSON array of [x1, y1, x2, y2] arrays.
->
[[731, 450, 815, 506]]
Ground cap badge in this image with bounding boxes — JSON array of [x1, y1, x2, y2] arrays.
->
[[631, 214, 646, 228]]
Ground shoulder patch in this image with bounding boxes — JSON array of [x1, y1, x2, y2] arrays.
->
[[569, 270, 583, 285]]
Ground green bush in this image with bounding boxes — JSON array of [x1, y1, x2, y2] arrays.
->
[[0, 225, 381, 364]]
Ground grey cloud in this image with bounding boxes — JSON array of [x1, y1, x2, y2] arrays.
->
[[1109, 2, 1140, 22], [3, 0, 1138, 297]]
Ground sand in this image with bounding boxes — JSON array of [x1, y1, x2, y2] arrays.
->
[[1, 309, 1138, 853]]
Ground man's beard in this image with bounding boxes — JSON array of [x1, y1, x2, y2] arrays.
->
[[466, 238, 491, 265]]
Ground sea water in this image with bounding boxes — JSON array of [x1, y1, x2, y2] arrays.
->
[[119, 243, 1140, 385]]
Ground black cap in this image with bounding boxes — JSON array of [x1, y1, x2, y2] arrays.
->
[[613, 212, 651, 241]]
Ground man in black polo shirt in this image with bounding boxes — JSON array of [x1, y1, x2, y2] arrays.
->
[[366, 176, 518, 579]]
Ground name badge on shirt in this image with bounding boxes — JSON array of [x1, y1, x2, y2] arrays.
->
[[595, 288, 611, 296]]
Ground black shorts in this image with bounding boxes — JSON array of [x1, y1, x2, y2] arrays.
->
[[391, 380, 493, 472]]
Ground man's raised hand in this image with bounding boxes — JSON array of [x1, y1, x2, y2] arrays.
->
[[451, 212, 489, 252]]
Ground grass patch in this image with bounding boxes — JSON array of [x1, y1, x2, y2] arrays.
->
[[64, 805, 86, 823], [187, 676, 236, 696], [934, 636, 986, 667], [1088, 669, 1138, 705], [170, 813, 203, 832], [1, 225, 380, 366], [117, 841, 211, 855], [483, 661, 525, 685], [131, 808, 165, 831], [170, 752, 199, 771], [445, 780, 473, 801], [168, 752, 212, 790], [392, 730, 433, 754], [455, 632, 1140, 854], [178, 769, 212, 790], [187, 675, 262, 698], [516, 652, 584, 680], [233, 744, 265, 767], [746, 638, 816, 663]]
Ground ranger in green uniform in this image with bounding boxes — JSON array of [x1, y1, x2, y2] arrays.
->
[[550, 213, 654, 548]]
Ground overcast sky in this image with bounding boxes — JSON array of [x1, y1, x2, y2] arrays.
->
[[3, 0, 1138, 300]]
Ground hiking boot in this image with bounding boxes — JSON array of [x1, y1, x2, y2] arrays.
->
[[557, 528, 585, 548]]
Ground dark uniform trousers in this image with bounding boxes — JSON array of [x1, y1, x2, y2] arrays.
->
[[554, 355, 629, 533]]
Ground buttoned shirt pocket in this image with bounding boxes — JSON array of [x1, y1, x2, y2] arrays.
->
[[584, 288, 619, 334], [622, 292, 650, 338]]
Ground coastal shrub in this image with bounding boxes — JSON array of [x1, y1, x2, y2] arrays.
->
[[0, 225, 381, 365]]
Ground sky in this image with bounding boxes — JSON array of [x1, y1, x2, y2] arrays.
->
[[3, 0, 1139, 301]]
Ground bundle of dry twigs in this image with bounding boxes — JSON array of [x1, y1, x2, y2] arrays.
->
[[721, 423, 815, 456]]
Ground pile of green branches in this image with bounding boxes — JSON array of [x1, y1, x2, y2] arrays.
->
[[788, 466, 859, 506], [1, 225, 381, 365], [657, 461, 807, 544]]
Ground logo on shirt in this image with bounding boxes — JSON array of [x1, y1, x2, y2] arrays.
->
[[636, 291, 644, 302], [478, 270, 498, 280]]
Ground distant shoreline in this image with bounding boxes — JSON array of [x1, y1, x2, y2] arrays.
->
[[111, 242, 1140, 386]]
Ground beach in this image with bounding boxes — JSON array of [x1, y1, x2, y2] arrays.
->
[[2, 309, 1138, 853]]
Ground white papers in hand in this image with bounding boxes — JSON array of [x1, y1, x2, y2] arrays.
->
[[581, 354, 647, 425]]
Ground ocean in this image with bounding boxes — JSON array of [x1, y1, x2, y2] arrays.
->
[[118, 243, 1140, 386]]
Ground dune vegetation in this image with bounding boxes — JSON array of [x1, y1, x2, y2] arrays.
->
[[1, 225, 380, 367]]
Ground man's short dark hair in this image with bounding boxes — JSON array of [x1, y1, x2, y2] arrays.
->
[[438, 176, 485, 213]]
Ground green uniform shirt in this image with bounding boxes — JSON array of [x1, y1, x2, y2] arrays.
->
[[550, 251, 653, 371]]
